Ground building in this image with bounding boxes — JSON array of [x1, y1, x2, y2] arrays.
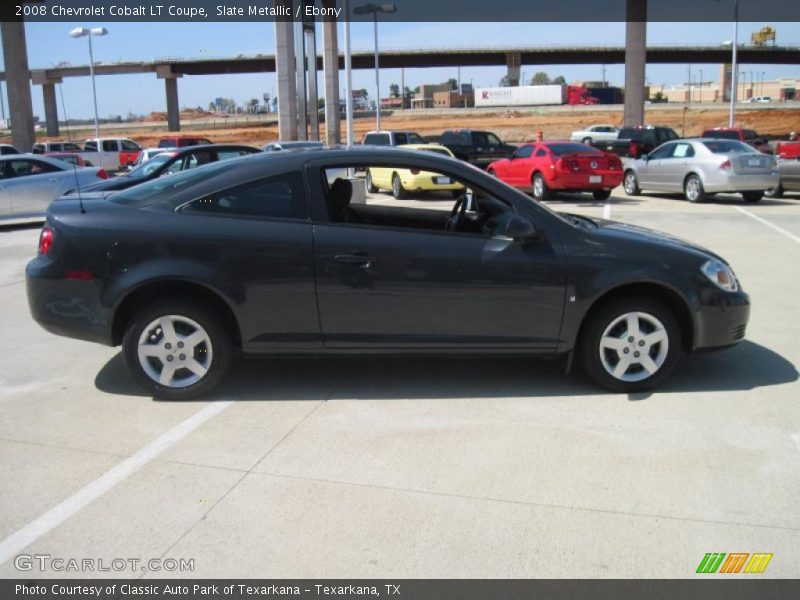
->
[[432, 90, 474, 108], [379, 97, 408, 109], [410, 83, 453, 109], [654, 68, 799, 104]]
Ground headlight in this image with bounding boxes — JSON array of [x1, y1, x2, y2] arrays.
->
[[700, 260, 739, 292]]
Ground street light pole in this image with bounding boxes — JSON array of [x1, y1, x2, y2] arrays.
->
[[343, 0, 354, 146], [729, 0, 739, 127], [70, 27, 108, 140], [353, 3, 396, 131]]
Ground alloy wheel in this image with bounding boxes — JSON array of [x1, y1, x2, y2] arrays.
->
[[624, 173, 637, 194], [137, 315, 213, 388], [686, 178, 700, 201], [598, 311, 669, 382]]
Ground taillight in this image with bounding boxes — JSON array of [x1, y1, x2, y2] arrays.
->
[[38, 226, 54, 255], [609, 159, 622, 171], [96, 169, 108, 179], [719, 159, 732, 171], [629, 142, 639, 158], [560, 158, 578, 171]]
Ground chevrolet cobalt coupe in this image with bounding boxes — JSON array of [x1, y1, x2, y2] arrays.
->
[[26, 148, 750, 399]]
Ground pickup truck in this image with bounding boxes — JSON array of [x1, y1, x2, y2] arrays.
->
[[32, 138, 142, 171], [593, 126, 680, 159], [439, 129, 517, 168], [700, 127, 773, 154]]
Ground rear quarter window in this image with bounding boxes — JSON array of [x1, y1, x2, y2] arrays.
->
[[364, 134, 390, 146]]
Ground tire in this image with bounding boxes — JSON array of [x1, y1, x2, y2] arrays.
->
[[582, 137, 592, 145], [742, 191, 764, 203], [593, 189, 612, 201], [684, 174, 706, 203], [391, 173, 406, 199], [764, 183, 784, 199], [122, 299, 233, 400], [532, 172, 550, 201], [365, 169, 378, 193], [579, 297, 682, 393], [623, 170, 641, 196]]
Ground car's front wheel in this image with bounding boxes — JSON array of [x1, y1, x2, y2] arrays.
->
[[122, 299, 233, 400], [532, 173, 550, 201], [684, 174, 706, 203], [365, 170, 378, 193], [392, 173, 406, 199], [623, 170, 640, 195], [580, 298, 681, 393]]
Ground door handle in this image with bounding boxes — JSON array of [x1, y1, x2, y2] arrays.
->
[[335, 253, 376, 267]]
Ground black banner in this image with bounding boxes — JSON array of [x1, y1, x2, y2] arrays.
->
[[4, 0, 800, 23], [3, 580, 800, 600]]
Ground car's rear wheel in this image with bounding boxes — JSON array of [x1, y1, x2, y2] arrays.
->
[[742, 191, 764, 203], [623, 170, 640, 195], [684, 174, 706, 203], [122, 299, 232, 400], [392, 173, 406, 199], [365, 170, 378, 193], [532, 173, 550, 201], [593, 189, 612, 201], [764, 183, 784, 199], [580, 297, 681, 393], [582, 137, 592, 144]]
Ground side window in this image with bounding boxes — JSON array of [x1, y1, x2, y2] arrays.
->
[[102, 140, 118, 152], [217, 149, 250, 161], [364, 134, 390, 146], [440, 132, 456, 145], [394, 133, 408, 145], [512, 145, 533, 159], [672, 143, 694, 158], [649, 144, 674, 159], [50, 143, 63, 152], [535, 148, 547, 157], [121, 140, 140, 151], [63, 143, 82, 152], [32, 144, 44, 154], [183, 172, 308, 220], [84, 140, 97, 151], [184, 150, 214, 170], [7, 159, 58, 177]]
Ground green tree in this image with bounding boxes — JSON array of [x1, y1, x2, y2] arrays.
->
[[499, 75, 511, 87], [447, 78, 458, 91], [389, 83, 400, 98], [530, 71, 551, 85], [552, 75, 566, 85]]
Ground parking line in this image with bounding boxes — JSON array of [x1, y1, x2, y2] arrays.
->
[[603, 196, 612, 219], [733, 206, 800, 245], [793, 434, 800, 454], [0, 400, 234, 565]]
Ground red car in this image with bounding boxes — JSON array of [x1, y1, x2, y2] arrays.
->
[[487, 141, 623, 201]]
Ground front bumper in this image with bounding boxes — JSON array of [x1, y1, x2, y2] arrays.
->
[[692, 286, 750, 351]]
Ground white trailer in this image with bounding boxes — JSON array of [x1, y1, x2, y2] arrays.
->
[[475, 85, 566, 108]]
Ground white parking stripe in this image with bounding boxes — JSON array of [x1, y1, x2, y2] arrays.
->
[[733, 206, 800, 245], [0, 400, 234, 565], [793, 434, 800, 454], [603, 196, 612, 219]]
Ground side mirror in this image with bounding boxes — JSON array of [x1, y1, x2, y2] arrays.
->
[[503, 215, 541, 243], [641, 153, 650, 161]]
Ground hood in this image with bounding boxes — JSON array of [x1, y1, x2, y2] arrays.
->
[[60, 190, 117, 201], [587, 216, 727, 264], [79, 177, 135, 193]]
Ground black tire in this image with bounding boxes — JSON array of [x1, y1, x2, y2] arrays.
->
[[391, 173, 406, 199], [122, 298, 233, 400], [684, 174, 707, 203], [593, 189, 612, 201], [623, 170, 641, 196], [579, 297, 682, 393], [742, 191, 764, 203], [532, 172, 550, 201], [764, 183, 784, 199], [365, 169, 378, 193], [582, 137, 592, 145]]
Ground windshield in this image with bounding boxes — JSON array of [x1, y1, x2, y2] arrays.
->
[[126, 153, 173, 179], [407, 133, 426, 144], [548, 143, 602, 156], [421, 147, 451, 157], [701, 140, 754, 154], [472, 132, 502, 147], [110, 160, 229, 206]]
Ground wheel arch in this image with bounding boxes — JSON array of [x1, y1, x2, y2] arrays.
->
[[111, 279, 242, 350], [575, 282, 694, 354]]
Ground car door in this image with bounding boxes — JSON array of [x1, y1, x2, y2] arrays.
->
[[658, 142, 694, 192], [506, 145, 534, 187], [637, 143, 675, 190], [5, 158, 63, 215], [0, 161, 10, 216], [308, 159, 566, 350]]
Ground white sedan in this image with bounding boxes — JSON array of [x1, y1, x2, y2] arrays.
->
[[0, 155, 108, 223], [569, 124, 619, 144]]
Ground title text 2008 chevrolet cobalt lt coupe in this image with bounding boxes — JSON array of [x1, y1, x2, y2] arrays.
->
[[26, 148, 749, 399]]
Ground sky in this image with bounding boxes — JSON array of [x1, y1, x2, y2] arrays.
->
[[2, 20, 799, 120]]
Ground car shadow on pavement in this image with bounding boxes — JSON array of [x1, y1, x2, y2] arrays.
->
[[94, 340, 796, 402]]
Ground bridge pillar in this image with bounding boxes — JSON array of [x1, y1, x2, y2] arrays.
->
[[157, 65, 182, 132], [32, 72, 63, 137], [322, 0, 340, 146], [275, 5, 298, 141], [1, 21, 35, 151], [623, 0, 647, 127], [506, 52, 521, 86]]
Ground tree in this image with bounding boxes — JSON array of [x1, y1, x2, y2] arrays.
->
[[499, 75, 511, 87], [208, 102, 217, 112], [447, 78, 458, 91], [248, 98, 260, 113], [553, 75, 566, 85], [356, 88, 369, 99], [530, 71, 551, 85], [389, 83, 400, 98]]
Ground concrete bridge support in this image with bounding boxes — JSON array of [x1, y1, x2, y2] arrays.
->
[[275, 5, 298, 141], [32, 72, 63, 136], [623, 0, 647, 127], [1, 21, 35, 151], [322, 1, 340, 146], [506, 52, 521, 86], [157, 65, 182, 132]]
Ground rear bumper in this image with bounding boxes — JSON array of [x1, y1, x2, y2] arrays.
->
[[552, 170, 623, 191], [704, 172, 780, 193]]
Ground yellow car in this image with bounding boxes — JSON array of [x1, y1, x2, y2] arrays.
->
[[366, 144, 465, 199]]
